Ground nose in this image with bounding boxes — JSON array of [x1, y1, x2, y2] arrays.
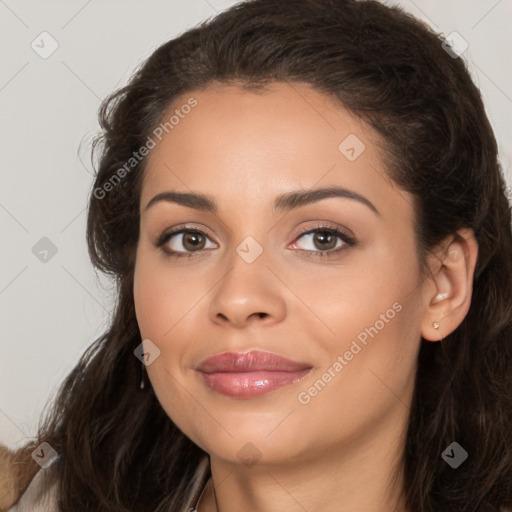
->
[[208, 250, 287, 329]]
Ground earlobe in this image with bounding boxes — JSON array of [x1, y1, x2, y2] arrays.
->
[[422, 318, 445, 342], [420, 229, 478, 342]]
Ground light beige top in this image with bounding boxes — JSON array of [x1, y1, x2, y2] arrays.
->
[[7, 468, 58, 512], [7, 456, 210, 512]]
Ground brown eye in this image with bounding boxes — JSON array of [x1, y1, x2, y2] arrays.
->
[[181, 232, 207, 251], [289, 224, 357, 259], [311, 230, 338, 251], [292, 228, 350, 252], [157, 228, 216, 257]]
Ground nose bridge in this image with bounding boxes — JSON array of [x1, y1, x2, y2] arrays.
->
[[208, 231, 286, 327]]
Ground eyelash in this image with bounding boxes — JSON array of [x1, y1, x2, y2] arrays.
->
[[155, 223, 357, 260]]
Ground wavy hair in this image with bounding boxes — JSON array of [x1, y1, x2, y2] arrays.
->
[[9, 0, 512, 511]]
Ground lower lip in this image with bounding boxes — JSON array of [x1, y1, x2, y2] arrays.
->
[[199, 370, 311, 398]]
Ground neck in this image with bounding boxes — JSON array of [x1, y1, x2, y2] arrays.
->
[[197, 403, 410, 512]]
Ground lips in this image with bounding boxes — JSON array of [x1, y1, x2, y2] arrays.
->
[[196, 350, 312, 398]]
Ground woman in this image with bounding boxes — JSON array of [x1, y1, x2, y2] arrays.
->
[[2, 0, 511, 510]]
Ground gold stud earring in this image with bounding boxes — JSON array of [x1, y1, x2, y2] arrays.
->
[[432, 321, 440, 329]]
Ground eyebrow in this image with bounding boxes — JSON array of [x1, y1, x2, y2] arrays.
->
[[144, 186, 380, 215]]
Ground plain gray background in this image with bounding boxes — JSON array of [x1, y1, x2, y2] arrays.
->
[[1, 0, 511, 448]]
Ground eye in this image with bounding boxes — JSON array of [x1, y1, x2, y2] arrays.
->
[[156, 227, 216, 258], [289, 224, 356, 258], [155, 223, 356, 259]]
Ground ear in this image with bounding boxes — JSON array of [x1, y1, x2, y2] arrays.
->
[[421, 228, 479, 342]]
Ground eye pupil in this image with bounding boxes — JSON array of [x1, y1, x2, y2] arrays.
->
[[314, 231, 336, 250], [183, 232, 205, 251]]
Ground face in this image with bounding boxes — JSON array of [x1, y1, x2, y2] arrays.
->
[[133, 82, 426, 468]]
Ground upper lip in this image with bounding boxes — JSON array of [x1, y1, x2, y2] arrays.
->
[[196, 350, 312, 373]]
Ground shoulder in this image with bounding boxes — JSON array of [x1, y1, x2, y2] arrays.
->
[[0, 443, 30, 510], [6, 468, 59, 512], [0, 444, 59, 512]]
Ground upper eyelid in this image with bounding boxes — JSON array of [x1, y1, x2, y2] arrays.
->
[[295, 224, 353, 238], [157, 225, 217, 244], [156, 227, 215, 249]]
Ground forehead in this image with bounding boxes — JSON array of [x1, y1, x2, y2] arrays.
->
[[140, 82, 408, 219], [146, 82, 377, 167]]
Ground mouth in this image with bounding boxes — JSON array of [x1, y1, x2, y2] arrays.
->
[[196, 350, 313, 398]]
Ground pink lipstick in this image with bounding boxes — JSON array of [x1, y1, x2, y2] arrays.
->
[[196, 350, 312, 398]]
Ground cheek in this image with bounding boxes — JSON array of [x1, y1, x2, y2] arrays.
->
[[290, 262, 422, 447], [299, 240, 419, 347], [133, 254, 203, 429], [303, 239, 422, 395], [133, 262, 167, 338], [133, 250, 200, 340], [132, 249, 213, 408]]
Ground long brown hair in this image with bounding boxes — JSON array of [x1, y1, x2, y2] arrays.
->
[[10, 1, 512, 510]]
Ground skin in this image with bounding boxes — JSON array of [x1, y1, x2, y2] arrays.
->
[[133, 82, 478, 512]]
